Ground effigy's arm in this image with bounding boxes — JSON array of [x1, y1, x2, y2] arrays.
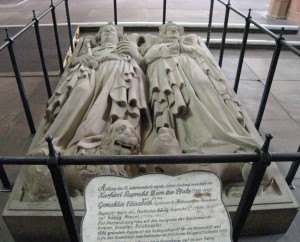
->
[[116, 39, 146, 71], [67, 36, 98, 69], [195, 35, 246, 128], [44, 36, 97, 132]]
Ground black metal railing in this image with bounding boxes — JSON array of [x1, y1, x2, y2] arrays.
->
[[4, 28, 36, 134], [233, 9, 252, 93], [206, 0, 215, 47], [206, 0, 300, 192], [0, 0, 73, 134], [0, 164, 11, 191], [51, 0, 64, 74], [286, 146, 300, 188], [1, 135, 300, 242], [214, 0, 300, 131], [1, 1, 300, 242]]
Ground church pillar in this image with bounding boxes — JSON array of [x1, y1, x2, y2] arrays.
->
[[287, 0, 300, 25], [268, 0, 291, 19]]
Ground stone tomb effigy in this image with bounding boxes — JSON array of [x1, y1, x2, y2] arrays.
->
[[3, 22, 299, 242]]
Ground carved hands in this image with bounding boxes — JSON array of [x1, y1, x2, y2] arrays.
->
[[160, 40, 197, 57], [72, 54, 98, 69], [161, 41, 180, 57], [116, 40, 145, 69]]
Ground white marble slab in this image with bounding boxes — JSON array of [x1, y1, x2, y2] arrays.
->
[[81, 171, 232, 242]]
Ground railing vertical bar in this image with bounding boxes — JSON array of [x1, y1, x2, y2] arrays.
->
[[232, 134, 273, 241], [114, 0, 117, 25], [163, 0, 167, 24], [219, 0, 230, 67], [206, 0, 215, 47], [33, 10, 52, 98], [64, 0, 73, 52], [286, 145, 300, 187], [255, 29, 284, 130], [46, 136, 80, 242], [0, 165, 11, 191], [51, 0, 64, 74], [5, 28, 36, 134], [233, 9, 251, 93]]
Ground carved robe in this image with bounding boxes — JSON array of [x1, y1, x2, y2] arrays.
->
[[29, 37, 149, 156], [143, 34, 261, 154]]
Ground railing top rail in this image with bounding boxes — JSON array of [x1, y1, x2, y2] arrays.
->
[[0, 41, 9, 52], [228, 5, 248, 19], [2, 0, 65, 42], [0, 153, 260, 165], [217, 0, 227, 7], [217, 0, 248, 19], [217, 0, 279, 40], [10, 20, 36, 41], [1, 152, 300, 166], [271, 152, 300, 161], [36, 7, 53, 21], [52, 0, 64, 8], [36, 0, 65, 21], [249, 18, 279, 40], [216, 0, 300, 57], [280, 39, 300, 57]]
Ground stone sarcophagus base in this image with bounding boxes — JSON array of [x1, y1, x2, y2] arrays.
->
[[3, 163, 299, 242]]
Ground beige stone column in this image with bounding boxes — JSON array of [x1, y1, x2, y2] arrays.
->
[[287, 0, 300, 25], [268, 0, 291, 19]]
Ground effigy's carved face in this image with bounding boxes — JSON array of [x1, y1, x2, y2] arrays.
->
[[165, 24, 181, 37], [100, 25, 119, 45]]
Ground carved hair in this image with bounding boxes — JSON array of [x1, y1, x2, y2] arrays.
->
[[95, 22, 124, 44], [159, 21, 184, 36]]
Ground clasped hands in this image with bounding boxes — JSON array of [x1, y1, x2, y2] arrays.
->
[[160, 40, 181, 57], [116, 40, 141, 61], [161, 40, 194, 57]]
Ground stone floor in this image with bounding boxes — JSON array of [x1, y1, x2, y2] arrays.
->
[[1, 0, 300, 241]]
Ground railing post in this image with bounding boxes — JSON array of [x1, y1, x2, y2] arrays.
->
[[51, 0, 64, 74], [64, 0, 73, 52], [5, 28, 36, 134], [32, 10, 52, 98], [46, 136, 80, 242], [232, 134, 273, 241], [255, 28, 284, 130], [114, 0, 118, 25], [0, 165, 11, 192], [233, 9, 251, 93], [163, 0, 167, 24], [286, 145, 300, 189], [219, 0, 230, 67], [206, 0, 215, 47]]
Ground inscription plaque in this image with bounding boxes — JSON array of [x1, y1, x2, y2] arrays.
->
[[82, 171, 232, 242]]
